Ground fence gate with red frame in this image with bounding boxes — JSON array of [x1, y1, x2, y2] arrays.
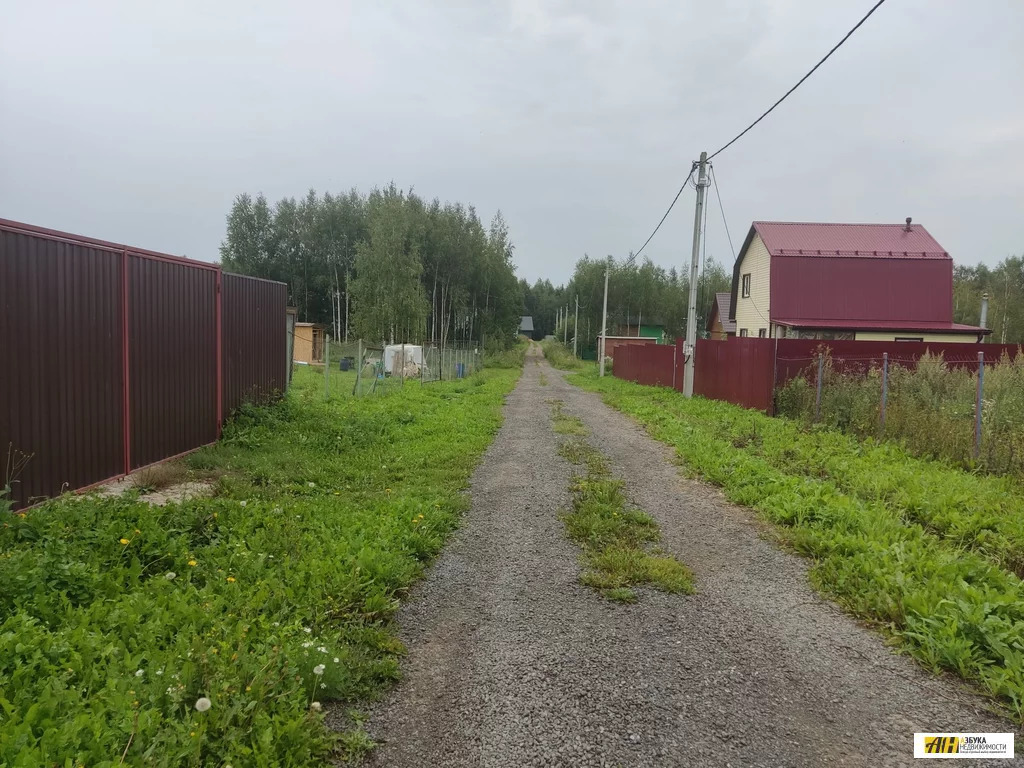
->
[[0, 218, 288, 510]]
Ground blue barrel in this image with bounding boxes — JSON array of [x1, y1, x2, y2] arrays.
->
[[339, 357, 350, 371], [456, 362, 465, 379]]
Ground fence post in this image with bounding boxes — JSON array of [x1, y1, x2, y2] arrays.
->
[[975, 351, 984, 459], [354, 339, 363, 396], [814, 353, 824, 423], [324, 335, 330, 400], [880, 352, 888, 434]]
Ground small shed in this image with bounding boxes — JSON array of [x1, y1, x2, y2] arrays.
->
[[293, 322, 326, 365], [519, 316, 535, 338], [707, 293, 736, 340]]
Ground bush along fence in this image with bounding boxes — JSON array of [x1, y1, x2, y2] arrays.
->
[[777, 348, 1024, 477], [1, 218, 288, 510]]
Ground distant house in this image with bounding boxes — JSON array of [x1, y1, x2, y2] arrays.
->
[[519, 316, 535, 338], [729, 220, 988, 342], [707, 293, 735, 340], [293, 322, 326, 365], [615, 321, 667, 344]]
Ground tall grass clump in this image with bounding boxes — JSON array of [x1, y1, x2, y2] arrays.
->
[[776, 350, 1024, 478], [541, 339, 585, 370], [484, 336, 528, 369]]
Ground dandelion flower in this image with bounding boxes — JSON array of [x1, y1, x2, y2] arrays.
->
[[312, 664, 325, 676], [307, 482, 316, 488], [239, 500, 247, 507], [188, 560, 197, 567], [310, 701, 322, 712], [165, 571, 177, 580], [194, 697, 212, 712], [135, 669, 144, 677], [119, 538, 130, 545], [226, 576, 236, 583]]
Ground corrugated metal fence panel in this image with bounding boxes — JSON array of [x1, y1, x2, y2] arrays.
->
[[694, 339, 776, 412], [0, 227, 124, 509], [222, 273, 288, 416], [128, 255, 218, 470], [613, 343, 679, 389]]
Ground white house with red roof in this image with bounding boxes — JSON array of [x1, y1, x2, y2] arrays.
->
[[727, 219, 988, 343]]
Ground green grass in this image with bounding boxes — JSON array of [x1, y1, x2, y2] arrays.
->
[[541, 339, 586, 371], [484, 337, 529, 369], [570, 369, 1024, 721], [551, 402, 694, 601], [0, 364, 519, 766]]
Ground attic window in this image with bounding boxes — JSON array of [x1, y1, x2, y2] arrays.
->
[[741, 273, 751, 298]]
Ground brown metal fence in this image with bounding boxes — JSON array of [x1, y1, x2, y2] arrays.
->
[[1, 218, 287, 510]]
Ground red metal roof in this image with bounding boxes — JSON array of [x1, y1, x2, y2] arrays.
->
[[729, 220, 961, 328], [752, 221, 950, 259], [773, 318, 988, 333]]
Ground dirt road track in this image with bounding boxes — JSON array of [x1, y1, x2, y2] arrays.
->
[[357, 346, 1015, 767]]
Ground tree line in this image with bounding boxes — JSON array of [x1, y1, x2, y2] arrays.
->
[[954, 256, 1024, 344], [522, 255, 731, 353], [219, 184, 521, 349]]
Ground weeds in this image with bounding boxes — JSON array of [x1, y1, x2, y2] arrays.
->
[[572, 369, 1024, 721], [541, 339, 585, 371], [0, 365, 518, 766], [551, 402, 694, 601], [777, 351, 1024, 478], [132, 460, 190, 492]]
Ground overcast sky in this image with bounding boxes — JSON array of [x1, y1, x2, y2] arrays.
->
[[2, 0, 1022, 285]]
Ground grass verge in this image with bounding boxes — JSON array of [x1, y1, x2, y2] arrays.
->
[[550, 401, 694, 602], [0, 364, 519, 766], [570, 369, 1024, 721]]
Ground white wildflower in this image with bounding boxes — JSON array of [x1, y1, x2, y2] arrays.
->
[[302, 641, 313, 648], [303, 627, 312, 634], [310, 701, 322, 711], [307, 482, 315, 488], [135, 669, 144, 677], [313, 664, 325, 676], [239, 500, 247, 507], [194, 697, 212, 712], [156, 669, 164, 676], [165, 571, 177, 580], [166, 686, 175, 695], [320, 683, 326, 689], [317, 646, 328, 653], [333, 657, 340, 663]]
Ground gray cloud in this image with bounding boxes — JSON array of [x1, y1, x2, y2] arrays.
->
[[2, 0, 1021, 284]]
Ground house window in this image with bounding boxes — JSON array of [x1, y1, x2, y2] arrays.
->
[[758, 328, 767, 338], [741, 273, 751, 298], [739, 329, 748, 338]]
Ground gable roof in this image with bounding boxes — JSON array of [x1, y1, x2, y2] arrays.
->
[[519, 315, 534, 333], [729, 221, 954, 324], [752, 221, 950, 259], [708, 292, 735, 334]]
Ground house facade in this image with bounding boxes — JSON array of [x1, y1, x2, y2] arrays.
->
[[729, 221, 987, 342]]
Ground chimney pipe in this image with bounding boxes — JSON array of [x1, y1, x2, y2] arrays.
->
[[904, 217, 912, 232], [980, 292, 989, 330]]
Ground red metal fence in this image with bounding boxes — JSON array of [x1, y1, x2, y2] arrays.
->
[[1, 218, 287, 510], [612, 336, 1021, 414]]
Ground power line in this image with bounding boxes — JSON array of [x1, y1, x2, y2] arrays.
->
[[707, 0, 888, 161], [626, 163, 698, 267], [709, 165, 736, 261]]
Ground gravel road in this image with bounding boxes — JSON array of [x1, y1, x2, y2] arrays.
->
[[358, 346, 1017, 767]]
